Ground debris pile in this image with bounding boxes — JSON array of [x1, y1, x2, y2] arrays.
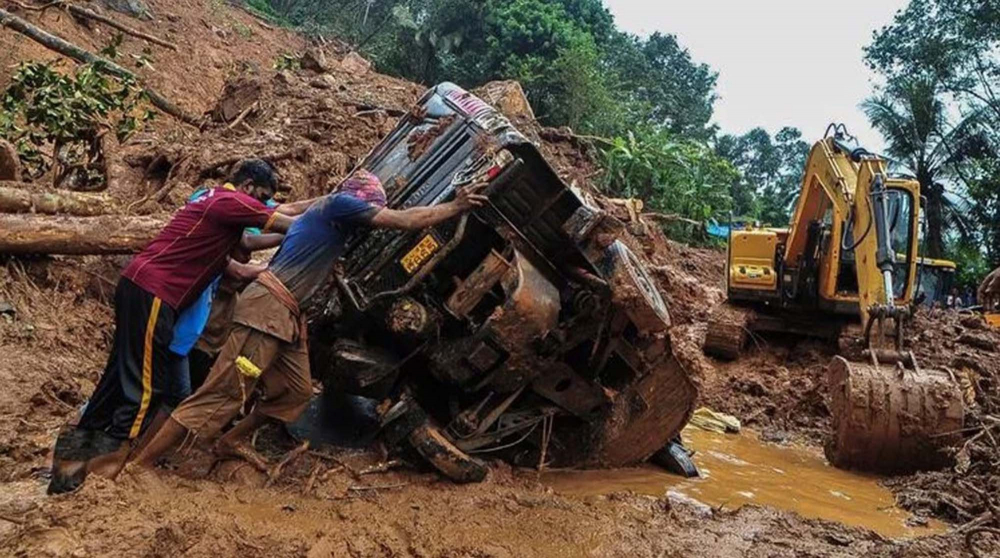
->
[[2, 3, 1000, 555], [886, 310, 1000, 527]]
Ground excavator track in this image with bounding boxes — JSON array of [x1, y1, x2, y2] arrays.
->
[[703, 303, 755, 360]]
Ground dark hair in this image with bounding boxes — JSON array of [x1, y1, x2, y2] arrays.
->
[[230, 159, 279, 192]]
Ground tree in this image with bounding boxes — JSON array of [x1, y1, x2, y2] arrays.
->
[[603, 31, 718, 140], [866, 0, 1000, 123], [861, 75, 983, 258], [256, 0, 721, 140], [865, 0, 1000, 266], [714, 127, 809, 225]]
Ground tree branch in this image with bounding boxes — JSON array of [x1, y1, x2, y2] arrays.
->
[[0, 8, 200, 126]]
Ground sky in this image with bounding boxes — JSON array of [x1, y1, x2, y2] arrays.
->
[[603, 0, 908, 151]]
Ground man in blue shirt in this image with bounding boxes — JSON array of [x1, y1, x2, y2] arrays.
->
[[132, 170, 487, 471]]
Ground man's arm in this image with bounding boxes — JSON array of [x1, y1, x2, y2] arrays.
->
[[223, 260, 267, 283], [371, 185, 487, 230], [275, 196, 323, 216], [240, 232, 284, 252], [262, 212, 296, 234]]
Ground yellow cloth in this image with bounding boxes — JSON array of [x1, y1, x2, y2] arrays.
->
[[689, 407, 741, 434], [235, 355, 262, 379]]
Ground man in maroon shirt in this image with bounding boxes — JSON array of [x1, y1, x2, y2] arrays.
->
[[49, 159, 311, 494]]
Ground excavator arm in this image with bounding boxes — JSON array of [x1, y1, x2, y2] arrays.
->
[[846, 151, 909, 351], [783, 128, 916, 351]]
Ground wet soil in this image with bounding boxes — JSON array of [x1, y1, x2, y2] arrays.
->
[[548, 427, 946, 539], [0, 0, 997, 555]]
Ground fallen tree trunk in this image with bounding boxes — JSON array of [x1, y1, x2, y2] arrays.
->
[[64, 3, 177, 51], [0, 183, 118, 216], [8, 0, 177, 50], [0, 213, 166, 254], [0, 8, 200, 126]]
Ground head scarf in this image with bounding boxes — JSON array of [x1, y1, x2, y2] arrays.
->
[[339, 169, 387, 209]]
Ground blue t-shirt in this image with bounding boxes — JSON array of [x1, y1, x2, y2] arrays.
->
[[169, 275, 219, 355], [270, 193, 376, 305]]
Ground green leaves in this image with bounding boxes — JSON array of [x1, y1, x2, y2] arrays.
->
[[599, 127, 738, 244], [0, 60, 154, 185], [715, 127, 809, 226], [865, 0, 1000, 277]]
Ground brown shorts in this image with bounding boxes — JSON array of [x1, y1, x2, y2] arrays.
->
[[170, 323, 311, 439], [194, 278, 240, 356]]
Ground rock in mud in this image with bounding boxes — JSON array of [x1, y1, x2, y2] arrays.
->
[[957, 332, 996, 351], [340, 51, 372, 74], [310, 75, 339, 90], [101, 0, 152, 19], [210, 77, 262, 123], [959, 315, 985, 330], [301, 48, 331, 73], [474, 80, 536, 122]]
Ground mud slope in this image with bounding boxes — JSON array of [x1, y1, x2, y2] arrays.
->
[[0, 1, 995, 555]]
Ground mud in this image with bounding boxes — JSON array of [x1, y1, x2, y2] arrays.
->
[[0, 0, 996, 555], [0, 256, 968, 557], [547, 426, 947, 539]]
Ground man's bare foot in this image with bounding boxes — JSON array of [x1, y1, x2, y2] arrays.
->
[[116, 461, 163, 491], [214, 439, 270, 473], [87, 443, 132, 479]]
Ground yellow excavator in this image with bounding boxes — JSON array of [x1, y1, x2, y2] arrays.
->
[[704, 125, 965, 473]]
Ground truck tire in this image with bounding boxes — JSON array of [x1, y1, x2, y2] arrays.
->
[[602, 240, 671, 334], [590, 354, 697, 466], [408, 421, 488, 484]]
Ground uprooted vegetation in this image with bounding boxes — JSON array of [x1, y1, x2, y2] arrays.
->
[[1, 1, 1000, 556], [0, 59, 154, 190]]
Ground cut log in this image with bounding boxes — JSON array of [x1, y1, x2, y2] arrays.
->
[[0, 213, 166, 254], [0, 183, 118, 216], [0, 8, 200, 126]]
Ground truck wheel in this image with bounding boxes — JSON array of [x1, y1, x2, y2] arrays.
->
[[408, 421, 488, 484], [703, 303, 754, 360], [602, 240, 671, 334]]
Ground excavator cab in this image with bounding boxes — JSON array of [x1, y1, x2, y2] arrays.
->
[[836, 189, 916, 300]]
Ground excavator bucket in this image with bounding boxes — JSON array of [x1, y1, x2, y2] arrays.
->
[[825, 355, 965, 474]]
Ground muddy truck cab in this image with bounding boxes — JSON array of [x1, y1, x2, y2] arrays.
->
[[309, 83, 696, 482]]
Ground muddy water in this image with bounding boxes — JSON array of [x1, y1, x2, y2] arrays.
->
[[546, 427, 946, 539]]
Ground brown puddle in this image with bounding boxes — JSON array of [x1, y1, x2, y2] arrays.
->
[[545, 427, 947, 539]]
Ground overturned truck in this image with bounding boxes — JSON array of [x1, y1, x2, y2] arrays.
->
[[302, 83, 697, 482]]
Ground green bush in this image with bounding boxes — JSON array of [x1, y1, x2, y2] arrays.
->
[[0, 61, 153, 185], [599, 128, 738, 243]]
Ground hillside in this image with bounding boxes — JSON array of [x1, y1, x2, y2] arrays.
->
[[0, 1, 996, 556]]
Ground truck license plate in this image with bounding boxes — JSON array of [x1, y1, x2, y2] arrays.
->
[[400, 235, 440, 274]]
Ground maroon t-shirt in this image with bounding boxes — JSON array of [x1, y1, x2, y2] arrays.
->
[[122, 188, 275, 310]]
